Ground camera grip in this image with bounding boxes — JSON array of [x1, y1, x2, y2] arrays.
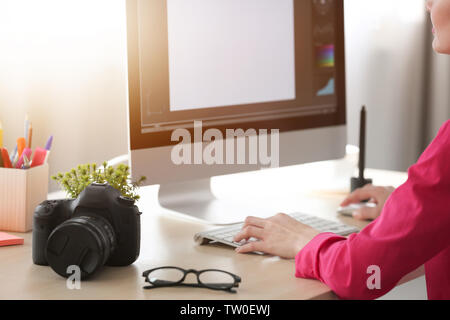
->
[[32, 200, 67, 265], [32, 219, 52, 265]]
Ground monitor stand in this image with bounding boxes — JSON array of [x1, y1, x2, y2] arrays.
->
[[158, 178, 272, 225]]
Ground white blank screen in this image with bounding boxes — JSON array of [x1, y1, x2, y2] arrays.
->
[[167, 0, 296, 111]]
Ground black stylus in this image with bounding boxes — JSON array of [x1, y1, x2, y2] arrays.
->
[[350, 106, 372, 192], [358, 106, 366, 180]]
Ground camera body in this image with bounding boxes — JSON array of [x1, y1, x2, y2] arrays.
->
[[32, 183, 141, 279]]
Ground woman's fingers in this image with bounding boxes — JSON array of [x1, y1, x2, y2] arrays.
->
[[234, 217, 268, 254], [242, 216, 267, 228], [234, 215, 321, 258], [233, 225, 264, 243], [353, 206, 379, 220], [340, 185, 376, 206], [235, 240, 265, 254]]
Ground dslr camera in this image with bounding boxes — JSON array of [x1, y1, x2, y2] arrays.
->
[[32, 183, 141, 279]]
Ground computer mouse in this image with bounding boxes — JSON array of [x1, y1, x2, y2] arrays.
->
[[337, 202, 377, 217]]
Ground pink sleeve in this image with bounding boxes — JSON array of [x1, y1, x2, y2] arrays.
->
[[295, 120, 450, 300]]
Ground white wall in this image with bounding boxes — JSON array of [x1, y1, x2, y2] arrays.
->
[[428, 53, 450, 142], [0, 0, 129, 192], [344, 0, 428, 171], [0, 0, 444, 194]]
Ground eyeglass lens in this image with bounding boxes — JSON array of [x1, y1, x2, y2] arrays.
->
[[198, 271, 235, 288], [148, 268, 185, 284]]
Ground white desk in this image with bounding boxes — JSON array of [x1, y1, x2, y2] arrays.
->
[[0, 159, 421, 300]]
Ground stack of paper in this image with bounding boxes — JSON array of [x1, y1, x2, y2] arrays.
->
[[0, 232, 24, 247]]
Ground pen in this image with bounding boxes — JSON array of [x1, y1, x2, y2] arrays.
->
[[10, 145, 17, 164]]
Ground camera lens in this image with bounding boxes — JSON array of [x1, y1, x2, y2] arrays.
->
[[46, 216, 116, 279]]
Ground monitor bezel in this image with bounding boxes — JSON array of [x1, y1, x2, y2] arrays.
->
[[126, 0, 346, 151]]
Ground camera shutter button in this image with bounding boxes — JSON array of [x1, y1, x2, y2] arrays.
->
[[92, 182, 108, 187], [42, 200, 58, 215]]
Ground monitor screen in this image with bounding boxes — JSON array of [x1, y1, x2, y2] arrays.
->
[[127, 0, 345, 150]]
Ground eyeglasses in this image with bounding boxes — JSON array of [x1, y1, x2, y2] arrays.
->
[[142, 267, 242, 293]]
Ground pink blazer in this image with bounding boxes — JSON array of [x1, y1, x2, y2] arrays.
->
[[295, 120, 450, 300]]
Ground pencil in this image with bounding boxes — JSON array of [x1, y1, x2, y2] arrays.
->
[[24, 114, 29, 142], [27, 123, 33, 149]]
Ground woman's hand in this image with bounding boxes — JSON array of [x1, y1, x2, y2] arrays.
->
[[340, 184, 395, 220], [233, 213, 320, 259]]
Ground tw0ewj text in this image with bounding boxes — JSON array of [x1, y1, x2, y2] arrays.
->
[[180, 304, 270, 318]]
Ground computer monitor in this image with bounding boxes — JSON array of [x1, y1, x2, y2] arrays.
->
[[126, 0, 347, 224]]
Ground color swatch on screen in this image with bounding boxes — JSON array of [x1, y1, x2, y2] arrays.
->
[[317, 78, 335, 96], [316, 44, 334, 67]]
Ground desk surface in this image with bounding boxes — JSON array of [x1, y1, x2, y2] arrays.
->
[[0, 160, 417, 300]]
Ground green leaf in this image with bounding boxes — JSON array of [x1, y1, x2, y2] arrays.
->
[[53, 162, 146, 200]]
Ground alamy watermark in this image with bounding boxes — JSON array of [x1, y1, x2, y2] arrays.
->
[[171, 121, 280, 168], [66, 265, 81, 290], [366, 265, 381, 290]]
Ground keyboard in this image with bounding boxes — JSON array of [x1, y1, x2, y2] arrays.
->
[[194, 212, 359, 252]]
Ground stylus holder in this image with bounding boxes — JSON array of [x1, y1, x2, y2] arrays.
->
[[350, 176, 373, 193]]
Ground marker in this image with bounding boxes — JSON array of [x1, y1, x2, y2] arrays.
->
[[44, 135, 53, 164], [31, 147, 47, 168], [16, 148, 32, 169], [1, 148, 13, 168], [45, 135, 53, 151], [17, 137, 26, 159]]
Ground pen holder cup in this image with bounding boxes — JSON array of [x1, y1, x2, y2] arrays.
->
[[0, 164, 49, 232]]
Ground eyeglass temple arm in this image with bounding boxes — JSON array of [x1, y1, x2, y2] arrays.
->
[[144, 281, 238, 292]]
